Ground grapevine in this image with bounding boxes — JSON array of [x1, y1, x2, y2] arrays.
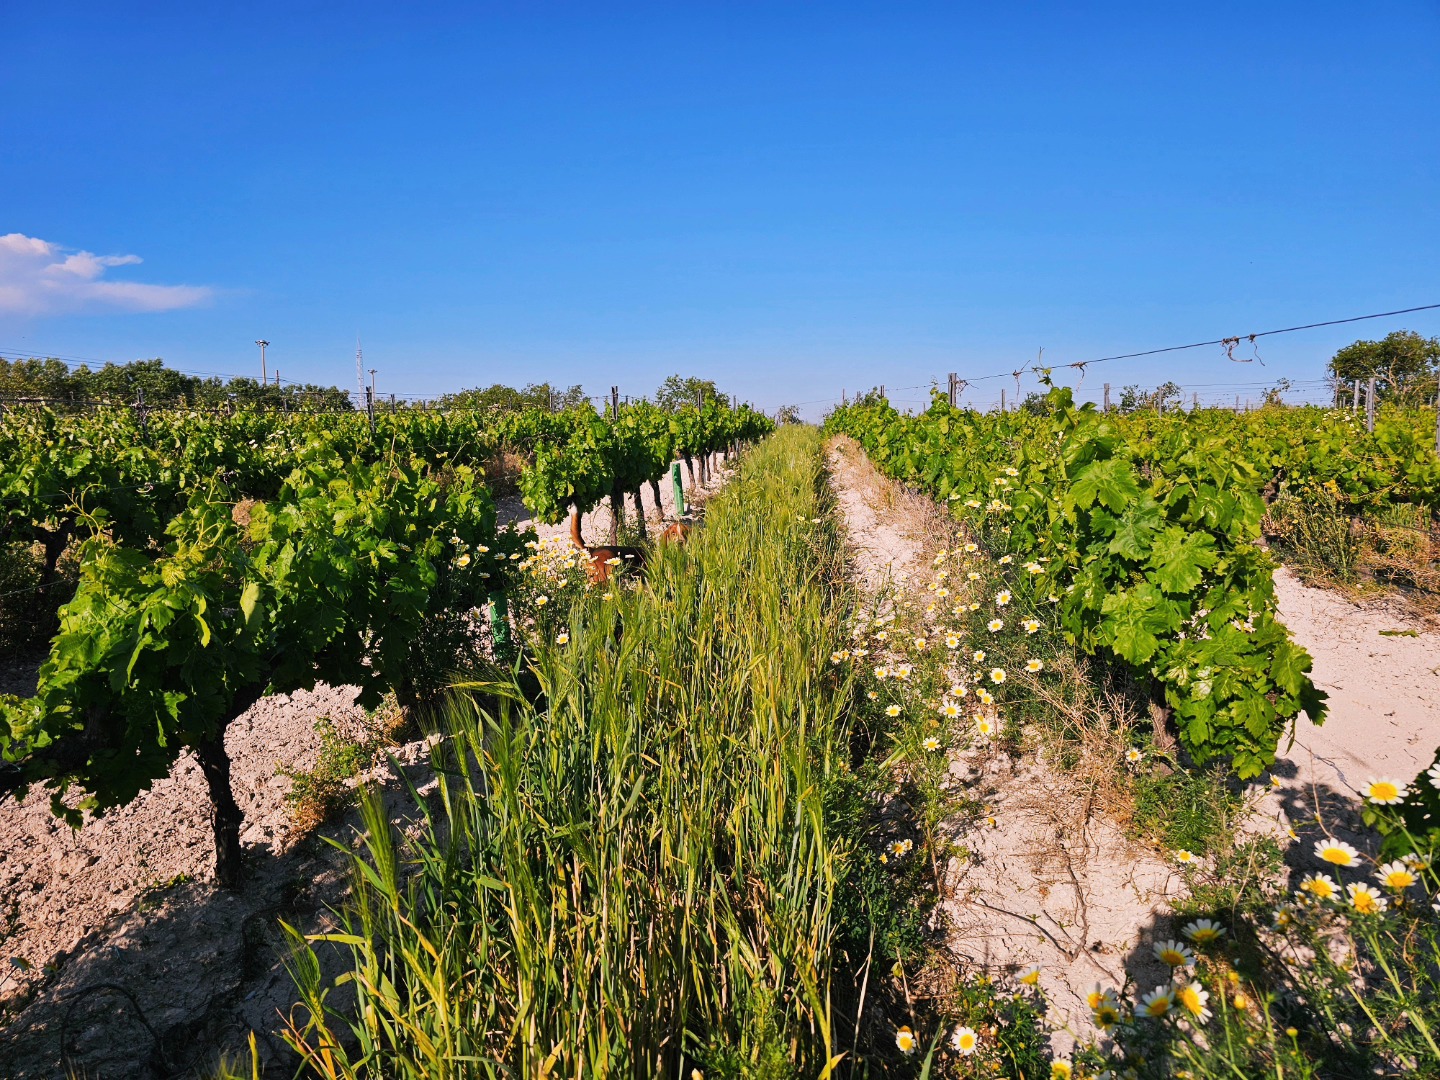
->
[[826, 386, 1338, 777]]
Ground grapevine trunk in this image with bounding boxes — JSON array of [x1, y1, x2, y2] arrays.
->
[[609, 483, 624, 544], [631, 489, 646, 537], [194, 732, 245, 890]]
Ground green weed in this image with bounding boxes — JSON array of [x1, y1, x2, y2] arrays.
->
[[270, 427, 874, 1077]]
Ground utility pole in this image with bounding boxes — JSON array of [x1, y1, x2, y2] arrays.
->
[[355, 336, 365, 409], [255, 340, 270, 383], [367, 368, 377, 435]]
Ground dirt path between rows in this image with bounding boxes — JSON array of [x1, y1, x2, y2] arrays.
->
[[1253, 570, 1440, 847], [825, 437, 1179, 1052], [826, 436, 1440, 1053], [0, 455, 733, 1080]]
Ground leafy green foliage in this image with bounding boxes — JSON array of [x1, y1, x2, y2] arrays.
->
[[653, 373, 728, 411], [0, 454, 509, 824], [0, 355, 353, 409], [1362, 747, 1440, 860], [276, 427, 865, 1078], [825, 387, 1337, 777], [0, 394, 769, 883], [1329, 329, 1440, 405]]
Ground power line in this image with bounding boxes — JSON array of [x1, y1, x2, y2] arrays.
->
[[959, 302, 1440, 385], [6, 300, 1436, 411]]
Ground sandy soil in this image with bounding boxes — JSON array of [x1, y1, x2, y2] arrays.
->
[[826, 438, 1184, 1050], [0, 453, 734, 1080], [0, 684, 420, 1080], [1252, 568, 1440, 847], [826, 437, 1440, 1052]]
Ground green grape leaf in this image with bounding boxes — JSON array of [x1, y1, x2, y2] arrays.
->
[[1071, 456, 1140, 511], [1146, 526, 1218, 594]]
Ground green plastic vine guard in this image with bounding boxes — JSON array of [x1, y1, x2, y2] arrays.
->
[[488, 592, 511, 657], [671, 461, 686, 517]]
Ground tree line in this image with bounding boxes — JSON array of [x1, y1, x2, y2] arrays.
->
[[0, 357, 355, 410], [0, 357, 738, 416]]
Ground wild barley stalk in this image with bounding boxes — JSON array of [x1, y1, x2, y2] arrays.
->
[[277, 428, 859, 1078]]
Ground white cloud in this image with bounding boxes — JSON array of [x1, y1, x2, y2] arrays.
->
[[0, 233, 213, 316]]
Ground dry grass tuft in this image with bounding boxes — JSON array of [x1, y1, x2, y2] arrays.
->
[[481, 448, 527, 493]]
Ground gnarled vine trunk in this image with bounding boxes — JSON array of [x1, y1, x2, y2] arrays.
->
[[1148, 681, 1179, 770], [632, 489, 647, 538], [195, 732, 245, 890], [608, 482, 626, 545]]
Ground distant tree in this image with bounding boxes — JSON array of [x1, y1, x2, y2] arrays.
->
[[86, 358, 195, 404], [1019, 391, 1053, 416], [0, 358, 81, 401], [0, 357, 354, 411], [1261, 378, 1294, 408], [775, 404, 801, 425], [1118, 381, 1183, 413], [1328, 330, 1439, 405], [436, 381, 587, 413], [535, 382, 588, 410], [654, 375, 728, 412], [849, 387, 889, 409], [189, 376, 352, 412]]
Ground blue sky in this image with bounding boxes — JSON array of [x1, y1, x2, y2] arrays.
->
[[2, 2, 1438, 415]]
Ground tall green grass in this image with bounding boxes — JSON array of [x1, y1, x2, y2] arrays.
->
[[277, 427, 861, 1078]]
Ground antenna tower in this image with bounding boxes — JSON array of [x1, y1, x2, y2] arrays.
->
[[355, 336, 365, 407]]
